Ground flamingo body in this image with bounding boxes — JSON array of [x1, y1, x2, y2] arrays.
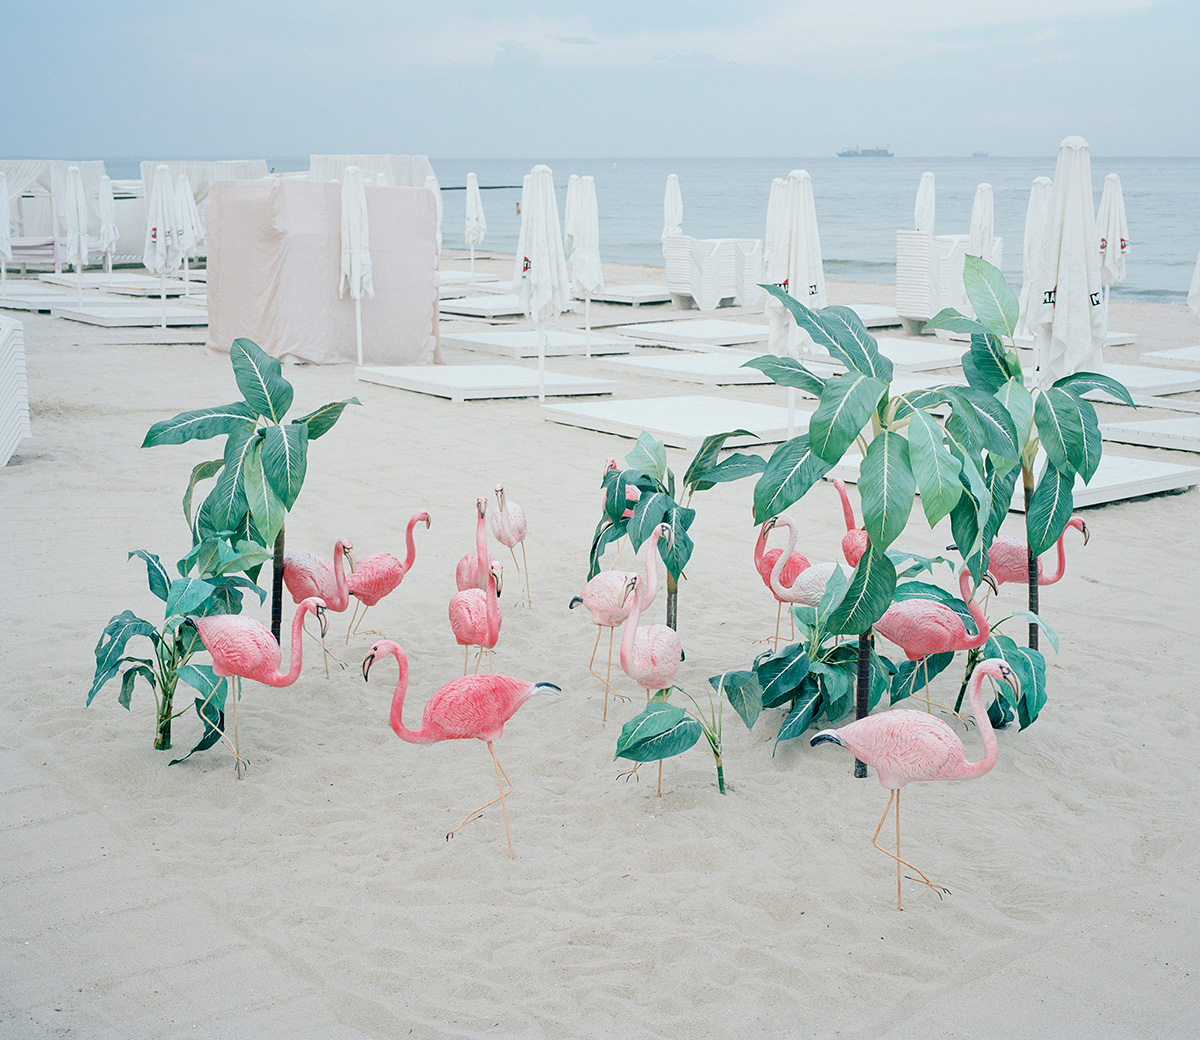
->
[[189, 597, 324, 687], [987, 517, 1088, 587], [571, 570, 640, 627], [347, 510, 429, 606], [619, 573, 682, 692], [283, 540, 352, 612], [449, 575, 501, 651], [873, 568, 992, 661], [455, 552, 501, 590], [489, 489, 528, 550]]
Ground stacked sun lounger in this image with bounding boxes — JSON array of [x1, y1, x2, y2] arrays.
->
[[896, 230, 1002, 335], [0, 315, 31, 466], [662, 235, 763, 311]]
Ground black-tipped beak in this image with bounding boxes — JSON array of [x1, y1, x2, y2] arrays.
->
[[424, 515, 431, 529], [315, 605, 329, 638], [1081, 521, 1090, 546], [363, 652, 375, 682], [946, 543, 958, 551], [763, 517, 777, 533], [345, 547, 356, 571], [982, 572, 998, 595], [568, 595, 583, 610]]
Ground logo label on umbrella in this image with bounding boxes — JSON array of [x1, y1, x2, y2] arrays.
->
[[1043, 289, 1056, 305], [808, 283, 818, 297], [522, 256, 530, 272], [1090, 292, 1101, 307]]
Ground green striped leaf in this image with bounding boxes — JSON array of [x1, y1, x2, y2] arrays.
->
[[243, 438, 286, 548], [945, 385, 1021, 462], [182, 458, 224, 528], [91, 611, 158, 704], [625, 432, 668, 483], [230, 338, 293, 422], [906, 409, 963, 526], [202, 428, 257, 533], [923, 309, 990, 336], [826, 542, 897, 635], [1053, 371, 1135, 407], [741, 355, 826, 396], [809, 371, 888, 463], [961, 333, 1011, 393], [128, 549, 170, 601], [141, 402, 257, 447], [1025, 461, 1075, 558], [859, 431, 915, 551], [962, 255, 1019, 340], [889, 652, 955, 704], [292, 397, 360, 440], [752, 434, 834, 522], [1033, 387, 1085, 477], [819, 306, 893, 382], [755, 641, 811, 709], [774, 677, 825, 748], [166, 577, 217, 617], [614, 702, 702, 762], [260, 422, 308, 510], [683, 429, 758, 491], [995, 378, 1034, 447], [710, 670, 763, 731]]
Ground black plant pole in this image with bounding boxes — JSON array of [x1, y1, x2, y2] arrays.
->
[[271, 523, 286, 644], [1024, 472, 1039, 651], [855, 630, 872, 778]]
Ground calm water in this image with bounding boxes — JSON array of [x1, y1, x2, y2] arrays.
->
[[106, 156, 1200, 302]]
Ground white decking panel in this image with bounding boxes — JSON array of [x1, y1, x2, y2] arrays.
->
[[439, 329, 635, 358], [1100, 416, 1200, 453], [356, 363, 617, 402]]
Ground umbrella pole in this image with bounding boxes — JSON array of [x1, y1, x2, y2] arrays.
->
[[160, 272, 167, 329], [1, 261, 5, 297], [538, 325, 546, 404], [470, 245, 475, 283], [355, 297, 364, 366], [585, 295, 591, 357], [183, 256, 190, 297], [77, 264, 82, 307]]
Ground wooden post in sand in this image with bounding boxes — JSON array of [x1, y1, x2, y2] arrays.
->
[[855, 631, 872, 778], [271, 524, 286, 644]]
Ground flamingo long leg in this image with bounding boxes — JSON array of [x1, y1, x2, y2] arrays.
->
[[520, 542, 531, 607], [231, 676, 242, 780], [870, 789, 949, 909], [345, 600, 363, 644], [194, 676, 248, 777], [447, 742, 514, 857], [303, 620, 344, 677]]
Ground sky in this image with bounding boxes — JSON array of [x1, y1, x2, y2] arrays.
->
[[2, 0, 1197, 159]]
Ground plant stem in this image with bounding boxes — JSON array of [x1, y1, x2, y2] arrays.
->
[[271, 522, 286, 645], [854, 630, 871, 778], [665, 570, 678, 631], [955, 645, 984, 714], [1023, 467, 1038, 651]]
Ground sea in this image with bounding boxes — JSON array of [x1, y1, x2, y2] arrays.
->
[[105, 156, 1200, 303]]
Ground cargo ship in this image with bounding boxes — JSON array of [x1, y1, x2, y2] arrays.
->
[[837, 146, 894, 157]]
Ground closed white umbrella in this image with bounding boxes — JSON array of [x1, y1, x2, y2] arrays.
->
[[968, 183, 995, 258], [1016, 176, 1054, 340], [763, 177, 787, 284], [514, 165, 571, 402], [97, 175, 118, 275], [1031, 136, 1105, 388], [563, 173, 581, 254], [143, 164, 184, 327], [175, 174, 204, 297], [339, 166, 374, 365], [0, 172, 11, 295], [663, 174, 683, 240], [1096, 173, 1129, 326], [914, 172, 935, 233], [464, 172, 486, 282], [424, 174, 442, 255], [568, 175, 604, 356], [64, 165, 90, 303]]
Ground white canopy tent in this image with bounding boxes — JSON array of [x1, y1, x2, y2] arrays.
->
[[310, 155, 434, 189], [1031, 136, 1105, 388], [63, 166, 90, 303]]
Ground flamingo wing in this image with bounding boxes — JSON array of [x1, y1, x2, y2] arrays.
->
[[423, 674, 534, 740], [193, 615, 280, 680], [449, 589, 489, 646], [834, 710, 967, 786], [347, 554, 403, 606], [283, 551, 335, 603], [874, 600, 964, 659]]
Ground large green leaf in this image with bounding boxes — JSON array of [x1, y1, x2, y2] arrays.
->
[[176, 663, 223, 700], [625, 432, 668, 483], [986, 634, 1047, 729], [201, 428, 257, 534], [754, 642, 811, 709], [90, 611, 158, 705], [1033, 387, 1085, 477], [741, 355, 826, 396], [1003, 610, 1060, 653], [891, 580, 973, 625], [182, 458, 224, 528], [230, 338, 294, 422], [1053, 371, 1135, 407], [944, 385, 1021, 463], [962, 255, 1019, 340], [995, 378, 1034, 449], [948, 491, 985, 581], [961, 333, 1011, 394], [889, 651, 955, 704], [809, 372, 888, 463], [981, 457, 1021, 545], [118, 664, 155, 710], [1040, 388, 1101, 483], [923, 309, 990, 336], [292, 397, 360, 440], [614, 702, 702, 762], [818, 306, 894, 382], [710, 670, 763, 731], [142, 402, 257, 447], [169, 693, 228, 766], [128, 549, 170, 601], [752, 434, 834, 522], [858, 431, 915, 551], [774, 676, 825, 748], [166, 577, 218, 617], [689, 452, 766, 492], [627, 491, 671, 550], [761, 285, 844, 353], [825, 542, 897, 635], [203, 575, 267, 615], [1025, 462, 1075, 558], [260, 422, 308, 510], [625, 498, 694, 581], [587, 520, 628, 579], [243, 438, 286, 548], [809, 658, 855, 720], [906, 409, 963, 526], [683, 430, 764, 493]]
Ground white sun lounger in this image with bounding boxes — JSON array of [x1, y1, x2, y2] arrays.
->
[[356, 364, 617, 402], [1100, 416, 1200, 453], [1146, 346, 1200, 369], [470, 280, 517, 295], [0, 289, 135, 312], [615, 319, 770, 350], [828, 450, 1200, 509], [438, 270, 499, 286], [581, 285, 673, 307], [541, 393, 809, 452], [52, 303, 209, 327], [438, 294, 527, 319], [600, 350, 774, 385], [439, 329, 635, 358], [40, 272, 168, 291], [1, 315, 32, 467], [846, 304, 902, 329], [862, 337, 963, 373], [1089, 364, 1200, 401]]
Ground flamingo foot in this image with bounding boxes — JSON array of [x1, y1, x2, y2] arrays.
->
[[616, 762, 641, 783]]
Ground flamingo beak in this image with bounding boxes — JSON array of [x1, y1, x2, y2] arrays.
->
[[982, 572, 998, 595], [424, 514, 431, 529], [1000, 663, 1020, 696], [345, 546, 356, 571], [764, 517, 777, 533], [362, 651, 375, 682], [316, 605, 329, 638], [619, 579, 637, 607], [495, 570, 504, 597], [1080, 521, 1090, 546]]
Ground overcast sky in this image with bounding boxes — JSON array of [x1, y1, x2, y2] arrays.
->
[[3, 0, 1195, 159]]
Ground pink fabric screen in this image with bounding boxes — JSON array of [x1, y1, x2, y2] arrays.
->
[[205, 178, 437, 365]]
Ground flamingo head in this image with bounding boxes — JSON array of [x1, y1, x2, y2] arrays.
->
[[300, 597, 329, 638], [362, 639, 399, 682], [982, 571, 998, 595], [414, 510, 431, 530], [842, 530, 868, 566], [980, 657, 1021, 699], [476, 497, 488, 519], [494, 484, 506, 506], [604, 457, 618, 476], [1069, 517, 1090, 545], [340, 541, 355, 571], [489, 561, 504, 598], [619, 574, 640, 608], [758, 516, 778, 544], [654, 522, 675, 551]]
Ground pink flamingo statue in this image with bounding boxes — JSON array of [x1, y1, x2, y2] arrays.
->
[[449, 498, 502, 674], [490, 483, 531, 607], [363, 639, 560, 858], [985, 517, 1089, 588], [283, 538, 353, 676], [455, 496, 500, 590], [873, 566, 997, 712], [345, 510, 430, 642], [569, 523, 666, 720], [762, 514, 848, 628], [833, 478, 868, 566], [754, 517, 811, 651], [811, 657, 1019, 909], [186, 596, 327, 778], [602, 457, 640, 562]]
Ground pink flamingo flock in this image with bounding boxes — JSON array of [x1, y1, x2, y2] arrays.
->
[[449, 497, 503, 674], [345, 510, 431, 641]]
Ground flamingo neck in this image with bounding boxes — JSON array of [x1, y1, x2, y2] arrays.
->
[[386, 645, 434, 743], [619, 584, 642, 673], [484, 568, 501, 645], [769, 516, 798, 596], [267, 599, 311, 686], [961, 667, 1000, 779], [836, 480, 857, 533], [960, 570, 991, 650], [474, 508, 487, 571], [1040, 521, 1077, 585], [332, 541, 350, 609], [753, 525, 768, 573], [642, 532, 660, 607], [496, 495, 514, 543], [401, 515, 421, 573]]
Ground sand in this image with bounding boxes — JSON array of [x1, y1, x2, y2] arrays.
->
[[3, 258, 1199, 1039]]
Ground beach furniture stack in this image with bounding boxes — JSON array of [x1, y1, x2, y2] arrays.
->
[[662, 234, 763, 311], [0, 314, 31, 466]]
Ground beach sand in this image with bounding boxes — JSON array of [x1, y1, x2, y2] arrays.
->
[[3, 259, 1199, 1038]]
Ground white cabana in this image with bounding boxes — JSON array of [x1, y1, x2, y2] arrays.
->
[[568, 176, 604, 355], [140, 160, 267, 212], [1031, 136, 1105, 387], [914, 172, 935, 233], [142, 164, 184, 328], [339, 167, 374, 365], [424, 174, 443, 255], [175, 175, 204, 296], [1097, 173, 1129, 325], [663, 174, 683, 240], [97, 175, 118, 274], [514, 165, 571, 402], [464, 172, 486, 280], [1016, 176, 1054, 341]]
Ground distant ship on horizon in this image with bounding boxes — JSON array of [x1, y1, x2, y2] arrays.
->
[[837, 146, 894, 158]]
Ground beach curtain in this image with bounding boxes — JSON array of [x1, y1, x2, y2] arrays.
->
[[424, 174, 442, 254], [63, 166, 90, 275], [1031, 136, 1105, 387], [465, 172, 486, 248], [568, 176, 603, 298]]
